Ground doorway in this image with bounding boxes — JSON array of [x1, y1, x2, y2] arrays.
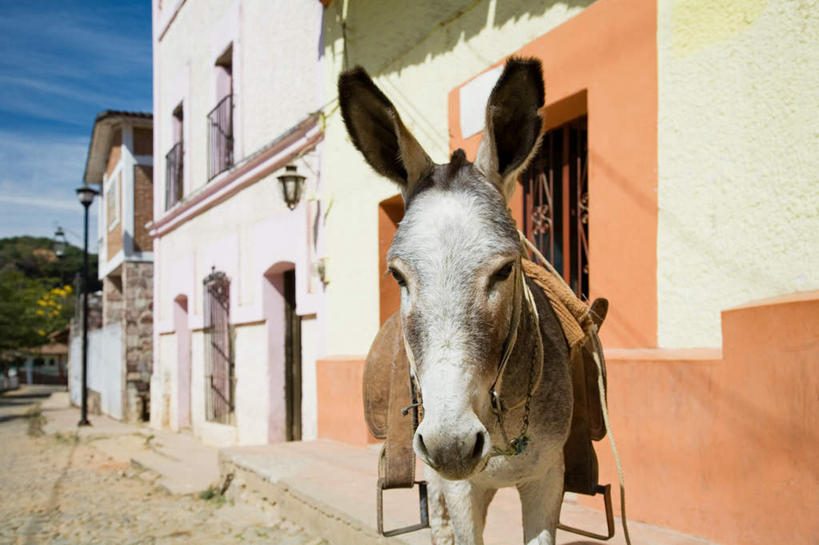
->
[[283, 269, 302, 441]]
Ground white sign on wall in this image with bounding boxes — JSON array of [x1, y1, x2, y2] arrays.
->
[[458, 65, 503, 139]]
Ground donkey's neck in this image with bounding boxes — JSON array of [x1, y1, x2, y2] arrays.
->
[[498, 278, 543, 408]]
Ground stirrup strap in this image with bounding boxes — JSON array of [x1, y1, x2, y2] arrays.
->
[[589, 331, 632, 545], [520, 231, 632, 545]]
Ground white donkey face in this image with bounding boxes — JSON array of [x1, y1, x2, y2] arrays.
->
[[339, 57, 545, 479], [388, 175, 521, 479]]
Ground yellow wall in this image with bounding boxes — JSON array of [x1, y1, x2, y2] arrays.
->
[[657, 0, 819, 347], [320, 0, 594, 355]]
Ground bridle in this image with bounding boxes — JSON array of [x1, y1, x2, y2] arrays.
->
[[399, 231, 545, 457]]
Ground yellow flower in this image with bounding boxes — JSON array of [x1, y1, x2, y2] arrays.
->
[[36, 309, 44, 316], [64, 285, 72, 293], [37, 330, 46, 336], [37, 300, 47, 307]]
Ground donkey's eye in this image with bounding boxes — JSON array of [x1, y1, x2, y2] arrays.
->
[[491, 262, 514, 283], [389, 268, 407, 288]]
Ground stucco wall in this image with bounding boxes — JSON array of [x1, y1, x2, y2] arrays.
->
[[154, 0, 321, 202], [321, 0, 595, 355], [657, 1, 819, 347], [234, 322, 268, 444], [69, 323, 124, 420]]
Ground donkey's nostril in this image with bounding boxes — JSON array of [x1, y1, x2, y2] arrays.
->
[[472, 431, 486, 461], [414, 432, 430, 461]]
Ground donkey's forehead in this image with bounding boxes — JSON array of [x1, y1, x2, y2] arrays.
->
[[389, 179, 519, 268]]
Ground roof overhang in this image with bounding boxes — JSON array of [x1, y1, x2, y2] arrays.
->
[[83, 110, 152, 185]]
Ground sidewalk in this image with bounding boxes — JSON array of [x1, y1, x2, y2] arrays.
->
[[40, 393, 717, 545], [220, 441, 718, 545], [40, 392, 220, 495]]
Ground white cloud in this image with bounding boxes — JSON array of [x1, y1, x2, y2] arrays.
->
[[0, 195, 77, 211]]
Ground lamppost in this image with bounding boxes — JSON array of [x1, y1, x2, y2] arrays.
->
[[76, 185, 98, 426]]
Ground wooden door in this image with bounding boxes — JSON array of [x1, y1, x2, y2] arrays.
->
[[284, 269, 302, 441]]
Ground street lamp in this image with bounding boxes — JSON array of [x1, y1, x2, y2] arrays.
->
[[53, 227, 67, 258], [76, 184, 98, 426], [277, 164, 305, 210]]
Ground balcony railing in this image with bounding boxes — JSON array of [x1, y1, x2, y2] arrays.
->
[[165, 141, 184, 210], [208, 94, 234, 179]]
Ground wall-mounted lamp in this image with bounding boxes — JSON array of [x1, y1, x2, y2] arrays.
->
[[277, 164, 305, 210]]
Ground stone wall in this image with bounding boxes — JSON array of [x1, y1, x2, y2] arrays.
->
[[102, 275, 123, 327], [122, 261, 153, 422]]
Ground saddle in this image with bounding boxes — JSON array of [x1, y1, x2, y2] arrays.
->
[[363, 257, 615, 538]]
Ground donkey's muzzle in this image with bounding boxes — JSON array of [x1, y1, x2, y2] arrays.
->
[[413, 419, 491, 480]]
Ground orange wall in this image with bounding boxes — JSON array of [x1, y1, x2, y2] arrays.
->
[[316, 357, 377, 446], [448, 0, 658, 348], [596, 292, 819, 545], [378, 195, 404, 325]]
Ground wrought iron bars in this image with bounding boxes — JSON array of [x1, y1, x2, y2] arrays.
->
[[207, 94, 234, 179], [523, 116, 589, 300], [203, 269, 234, 424], [165, 141, 183, 210]]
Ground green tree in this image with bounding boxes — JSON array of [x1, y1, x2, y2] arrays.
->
[[0, 269, 51, 352], [0, 236, 94, 357]]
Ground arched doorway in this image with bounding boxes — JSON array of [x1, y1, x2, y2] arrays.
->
[[174, 295, 192, 429], [263, 264, 302, 442]]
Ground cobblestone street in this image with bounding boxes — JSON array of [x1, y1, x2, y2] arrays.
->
[[0, 387, 325, 545]]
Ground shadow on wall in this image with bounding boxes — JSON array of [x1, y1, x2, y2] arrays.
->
[[323, 0, 596, 76]]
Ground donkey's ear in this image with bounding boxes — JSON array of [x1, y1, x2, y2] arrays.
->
[[474, 57, 545, 202], [338, 67, 432, 194]]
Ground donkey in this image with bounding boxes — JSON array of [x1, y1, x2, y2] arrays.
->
[[339, 58, 573, 545]]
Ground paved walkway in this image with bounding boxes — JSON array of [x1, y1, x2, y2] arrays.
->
[[221, 441, 719, 545], [34, 389, 718, 545]]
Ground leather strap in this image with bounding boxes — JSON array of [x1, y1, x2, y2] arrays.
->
[[379, 334, 417, 489]]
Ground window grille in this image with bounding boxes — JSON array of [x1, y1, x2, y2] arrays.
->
[[523, 116, 589, 300], [203, 269, 233, 423], [165, 141, 184, 210], [207, 94, 234, 179]]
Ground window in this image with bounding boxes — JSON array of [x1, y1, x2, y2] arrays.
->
[[106, 173, 120, 230], [165, 103, 184, 210], [523, 116, 589, 299], [203, 269, 233, 424], [208, 45, 234, 179]]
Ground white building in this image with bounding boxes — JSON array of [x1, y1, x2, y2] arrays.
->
[[149, 0, 326, 446]]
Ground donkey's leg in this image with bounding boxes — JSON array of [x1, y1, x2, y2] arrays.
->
[[426, 470, 454, 545], [517, 461, 564, 545], [438, 477, 496, 545]]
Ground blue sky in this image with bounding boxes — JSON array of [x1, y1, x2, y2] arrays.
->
[[0, 1, 152, 251]]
